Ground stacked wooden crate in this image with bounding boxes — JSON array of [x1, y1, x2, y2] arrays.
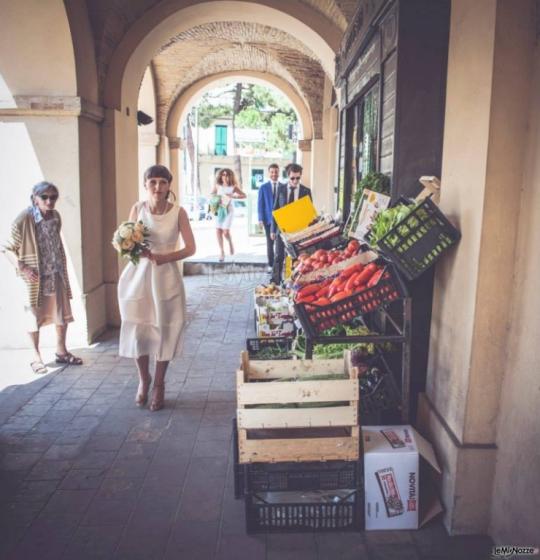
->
[[234, 351, 363, 532]]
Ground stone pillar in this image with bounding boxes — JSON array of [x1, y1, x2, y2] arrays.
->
[[298, 138, 312, 189], [0, 96, 107, 344], [102, 106, 139, 327], [417, 0, 536, 535], [168, 136, 183, 202], [156, 134, 170, 168], [138, 128, 159, 198], [310, 139, 329, 212]]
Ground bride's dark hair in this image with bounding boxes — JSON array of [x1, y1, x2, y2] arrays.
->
[[144, 165, 173, 183]]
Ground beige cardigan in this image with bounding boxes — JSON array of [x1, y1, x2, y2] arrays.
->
[[3, 208, 72, 307]]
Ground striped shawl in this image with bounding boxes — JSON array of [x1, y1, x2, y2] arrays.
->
[[3, 208, 72, 307]]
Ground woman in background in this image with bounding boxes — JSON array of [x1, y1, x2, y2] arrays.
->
[[211, 168, 246, 262]]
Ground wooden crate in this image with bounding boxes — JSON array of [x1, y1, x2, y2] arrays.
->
[[237, 351, 360, 463]]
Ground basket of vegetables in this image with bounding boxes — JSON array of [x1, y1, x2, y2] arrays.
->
[[246, 337, 293, 360], [293, 259, 407, 338], [291, 240, 372, 284], [281, 219, 344, 260], [368, 196, 461, 281], [358, 354, 402, 425]]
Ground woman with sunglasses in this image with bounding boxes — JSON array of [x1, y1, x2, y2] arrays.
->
[[210, 168, 246, 262], [3, 181, 82, 373]]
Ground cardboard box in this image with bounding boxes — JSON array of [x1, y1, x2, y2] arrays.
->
[[257, 321, 295, 338], [363, 425, 442, 530]]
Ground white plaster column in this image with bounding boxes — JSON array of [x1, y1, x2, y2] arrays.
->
[[417, 0, 536, 536], [138, 128, 159, 198], [298, 138, 312, 189], [101, 107, 139, 327], [310, 139, 329, 212], [156, 134, 170, 168], [167, 136, 183, 201], [0, 97, 108, 345]]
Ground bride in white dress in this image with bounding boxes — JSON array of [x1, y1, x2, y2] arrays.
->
[[117, 165, 196, 411], [211, 168, 246, 262]]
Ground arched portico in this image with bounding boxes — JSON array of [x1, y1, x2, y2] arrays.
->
[[103, 0, 340, 110], [99, 1, 341, 326]]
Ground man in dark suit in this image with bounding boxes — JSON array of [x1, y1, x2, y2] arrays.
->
[[271, 163, 312, 284], [257, 163, 281, 273]]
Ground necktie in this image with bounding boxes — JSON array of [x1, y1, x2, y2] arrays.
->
[[272, 183, 277, 202], [288, 186, 296, 204]]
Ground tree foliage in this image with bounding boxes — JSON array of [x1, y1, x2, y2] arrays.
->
[[196, 83, 298, 156]]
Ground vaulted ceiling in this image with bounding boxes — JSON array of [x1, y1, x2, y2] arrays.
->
[[152, 22, 326, 136], [84, 0, 353, 138]]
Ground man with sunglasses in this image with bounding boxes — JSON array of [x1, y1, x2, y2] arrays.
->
[[270, 163, 311, 284]]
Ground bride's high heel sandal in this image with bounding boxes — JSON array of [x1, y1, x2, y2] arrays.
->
[[135, 375, 152, 406], [149, 383, 165, 412]]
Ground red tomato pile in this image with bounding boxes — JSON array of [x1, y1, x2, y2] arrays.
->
[[293, 240, 361, 276]]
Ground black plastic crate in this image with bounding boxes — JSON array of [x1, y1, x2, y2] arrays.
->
[[282, 227, 345, 259], [294, 261, 408, 338], [237, 460, 361, 496], [245, 489, 363, 533], [246, 337, 293, 360], [375, 196, 461, 281]]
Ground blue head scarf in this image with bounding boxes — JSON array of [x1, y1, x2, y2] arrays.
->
[[30, 181, 59, 223]]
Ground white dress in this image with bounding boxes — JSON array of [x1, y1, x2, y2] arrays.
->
[[118, 202, 186, 361], [215, 185, 235, 229]]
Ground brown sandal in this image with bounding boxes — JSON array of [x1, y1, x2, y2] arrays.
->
[[149, 384, 165, 412], [135, 375, 152, 407], [55, 352, 83, 365]]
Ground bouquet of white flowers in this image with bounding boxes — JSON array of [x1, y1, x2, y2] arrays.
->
[[209, 194, 229, 223], [112, 221, 150, 265]]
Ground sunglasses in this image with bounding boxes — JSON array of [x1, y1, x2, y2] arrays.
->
[[38, 194, 58, 201], [289, 176, 301, 182]]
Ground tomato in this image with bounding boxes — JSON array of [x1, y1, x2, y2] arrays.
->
[[347, 240, 360, 253]]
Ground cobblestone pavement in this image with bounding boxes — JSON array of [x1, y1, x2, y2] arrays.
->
[[0, 273, 493, 559]]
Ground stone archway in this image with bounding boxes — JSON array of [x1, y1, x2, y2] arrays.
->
[[162, 71, 316, 195], [99, 1, 341, 325]]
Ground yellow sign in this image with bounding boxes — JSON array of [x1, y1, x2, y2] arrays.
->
[[272, 196, 317, 233], [284, 255, 292, 280]]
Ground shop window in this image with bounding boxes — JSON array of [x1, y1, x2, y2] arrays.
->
[[341, 84, 379, 219], [214, 125, 227, 155]]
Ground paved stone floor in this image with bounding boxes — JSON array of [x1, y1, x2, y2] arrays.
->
[[0, 272, 494, 559]]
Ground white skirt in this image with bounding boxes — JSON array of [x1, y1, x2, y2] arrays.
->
[[118, 260, 186, 362]]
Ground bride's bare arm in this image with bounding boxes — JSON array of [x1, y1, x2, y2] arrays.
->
[[128, 203, 139, 222]]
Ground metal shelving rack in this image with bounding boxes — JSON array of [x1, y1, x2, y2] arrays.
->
[[295, 297, 412, 423]]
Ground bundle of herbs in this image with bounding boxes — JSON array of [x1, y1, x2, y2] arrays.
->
[[293, 324, 393, 362]]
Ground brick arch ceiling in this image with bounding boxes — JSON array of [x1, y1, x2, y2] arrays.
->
[[86, 0, 348, 93], [152, 22, 325, 138]]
